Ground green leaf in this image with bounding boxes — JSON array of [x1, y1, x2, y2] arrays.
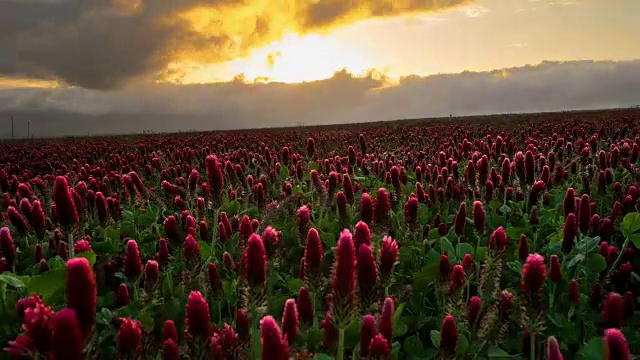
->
[[622, 212, 640, 238], [122, 210, 135, 221], [487, 345, 512, 359], [430, 330, 441, 348], [286, 278, 304, 294], [455, 334, 469, 354], [279, 166, 290, 179], [457, 243, 474, 258], [394, 319, 408, 338], [587, 253, 607, 274], [120, 221, 136, 236], [313, 354, 333, 360], [414, 261, 439, 289], [578, 337, 604, 360], [499, 204, 511, 215], [223, 200, 241, 216], [504, 227, 528, 240], [345, 320, 361, 348], [26, 268, 66, 301], [566, 254, 585, 269], [198, 241, 212, 258], [391, 342, 401, 360], [403, 335, 425, 354], [140, 307, 155, 332], [75, 251, 96, 267], [0, 273, 25, 288], [475, 247, 488, 262], [307, 329, 324, 348], [439, 238, 456, 259]]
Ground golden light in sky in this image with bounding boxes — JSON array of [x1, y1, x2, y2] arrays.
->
[[179, 31, 382, 84], [166, 0, 640, 85]]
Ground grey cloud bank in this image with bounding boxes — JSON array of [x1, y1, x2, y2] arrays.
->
[[1, 60, 639, 138]]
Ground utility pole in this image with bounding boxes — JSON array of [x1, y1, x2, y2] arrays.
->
[[28, 121, 31, 139], [11, 116, 14, 139]]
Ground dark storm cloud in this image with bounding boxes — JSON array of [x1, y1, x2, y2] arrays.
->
[[0, 0, 470, 89], [2, 60, 640, 138]]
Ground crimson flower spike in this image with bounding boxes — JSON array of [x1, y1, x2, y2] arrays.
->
[[331, 229, 356, 328]]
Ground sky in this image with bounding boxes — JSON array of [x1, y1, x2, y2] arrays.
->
[[1, 0, 640, 137]]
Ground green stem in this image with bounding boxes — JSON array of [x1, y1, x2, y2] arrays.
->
[[337, 328, 345, 360], [530, 328, 535, 360], [607, 237, 629, 277], [68, 232, 75, 258], [549, 283, 557, 311], [472, 340, 487, 360], [312, 290, 318, 328]]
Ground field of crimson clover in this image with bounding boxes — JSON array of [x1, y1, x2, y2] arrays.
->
[[0, 114, 638, 359]]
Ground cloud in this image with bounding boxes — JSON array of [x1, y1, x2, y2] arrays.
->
[[0, 0, 470, 89], [2, 60, 640, 138]]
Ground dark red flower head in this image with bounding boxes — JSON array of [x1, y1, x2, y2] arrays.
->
[[239, 215, 253, 242], [562, 213, 577, 254], [144, 259, 159, 286], [360, 314, 377, 357], [331, 229, 356, 316], [296, 206, 311, 232], [522, 254, 546, 296], [116, 284, 131, 307], [369, 334, 391, 358], [236, 308, 249, 342], [518, 234, 529, 262], [359, 193, 374, 225], [162, 339, 180, 360], [66, 257, 96, 335], [124, 239, 142, 279], [163, 216, 179, 243], [162, 320, 178, 342], [547, 336, 563, 360], [262, 226, 280, 257], [604, 328, 630, 360], [462, 254, 474, 273], [183, 234, 201, 264], [241, 233, 267, 288], [404, 196, 419, 229], [260, 315, 288, 360], [374, 188, 390, 226], [157, 238, 169, 266], [117, 318, 142, 356], [50, 308, 84, 360], [454, 202, 466, 236], [602, 292, 625, 328], [186, 291, 211, 338], [468, 296, 481, 324], [298, 286, 313, 326], [440, 315, 458, 354], [472, 201, 485, 233], [379, 297, 394, 345], [53, 176, 79, 228], [549, 255, 562, 283], [489, 226, 507, 253], [450, 264, 466, 293], [73, 240, 92, 254], [568, 280, 579, 305], [0, 227, 16, 269], [379, 236, 398, 279], [439, 253, 450, 280], [281, 299, 298, 346], [357, 243, 378, 304], [354, 221, 372, 253], [7, 206, 28, 235], [304, 228, 323, 280], [563, 188, 576, 217]]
